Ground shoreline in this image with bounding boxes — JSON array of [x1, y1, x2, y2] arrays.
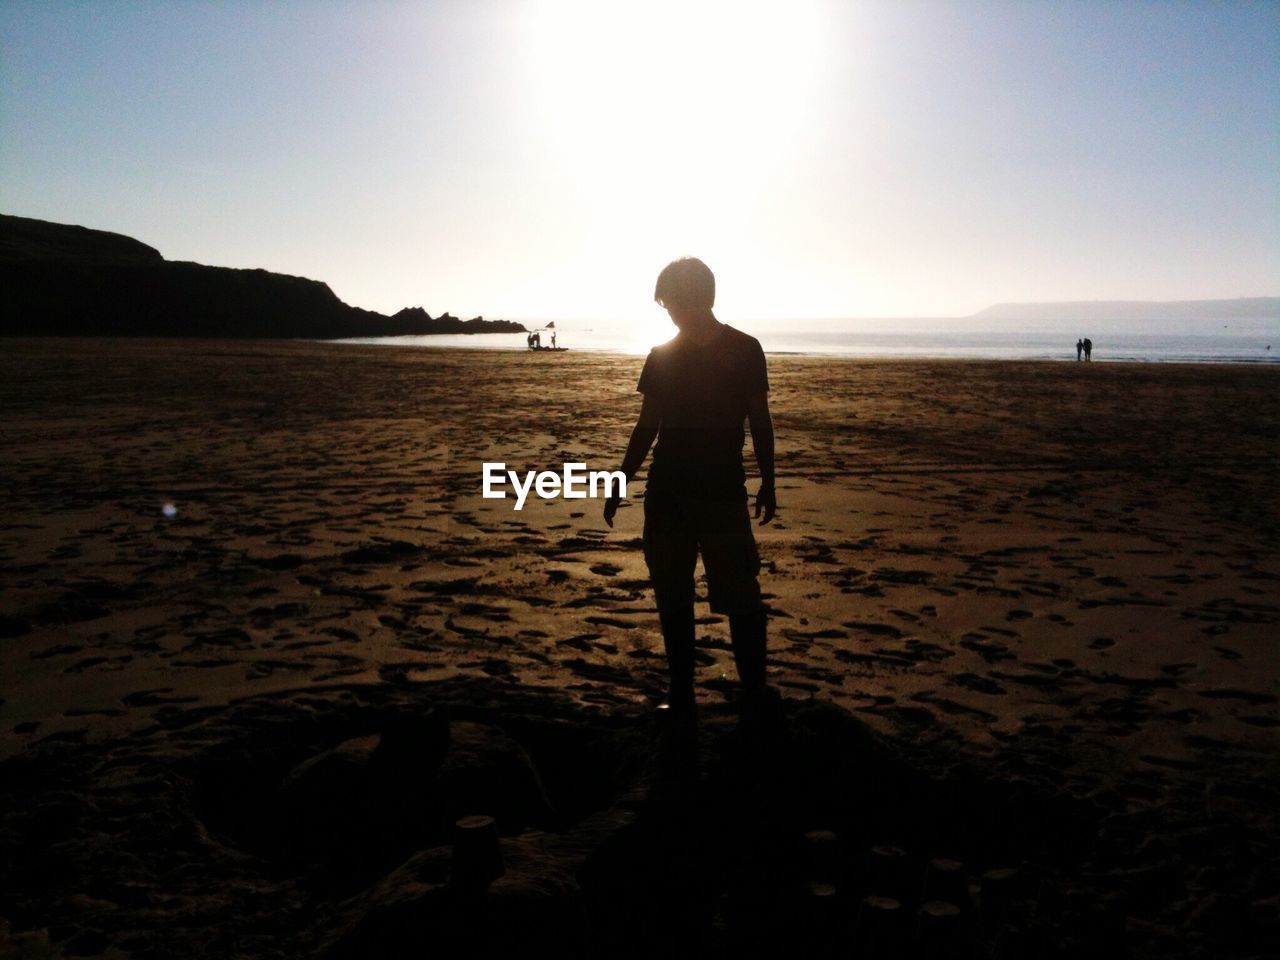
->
[[8, 333, 1278, 366], [327, 333, 1280, 365]]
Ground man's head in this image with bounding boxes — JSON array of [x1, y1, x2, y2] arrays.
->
[[654, 257, 715, 314]]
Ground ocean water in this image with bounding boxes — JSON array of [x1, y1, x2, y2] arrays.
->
[[335, 319, 1280, 364]]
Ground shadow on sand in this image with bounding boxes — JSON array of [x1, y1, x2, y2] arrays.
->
[[0, 677, 1264, 959]]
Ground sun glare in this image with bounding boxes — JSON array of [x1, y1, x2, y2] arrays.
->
[[521, 0, 830, 326]]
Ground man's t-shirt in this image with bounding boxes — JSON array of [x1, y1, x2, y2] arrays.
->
[[637, 323, 768, 500]]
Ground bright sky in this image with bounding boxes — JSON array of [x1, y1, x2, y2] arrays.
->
[[2, 0, 1277, 326]]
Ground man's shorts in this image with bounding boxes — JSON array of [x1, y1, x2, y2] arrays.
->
[[642, 490, 763, 616]]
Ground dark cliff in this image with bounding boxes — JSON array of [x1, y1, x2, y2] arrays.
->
[[0, 215, 526, 338]]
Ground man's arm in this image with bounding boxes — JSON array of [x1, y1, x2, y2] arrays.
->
[[747, 391, 776, 524], [603, 393, 660, 528]]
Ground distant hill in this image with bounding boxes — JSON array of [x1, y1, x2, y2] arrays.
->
[[0, 214, 526, 338], [971, 298, 1280, 322]]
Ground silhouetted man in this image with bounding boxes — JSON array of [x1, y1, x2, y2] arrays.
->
[[1084, 337, 1093, 361], [1076, 338, 1083, 361], [604, 257, 776, 731]]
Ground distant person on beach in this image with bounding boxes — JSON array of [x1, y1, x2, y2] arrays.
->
[[603, 257, 777, 735], [527, 332, 534, 350], [1076, 338, 1083, 361], [1084, 337, 1093, 361], [551, 331, 557, 349]]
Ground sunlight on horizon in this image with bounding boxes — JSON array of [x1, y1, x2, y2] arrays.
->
[[519, 0, 836, 324]]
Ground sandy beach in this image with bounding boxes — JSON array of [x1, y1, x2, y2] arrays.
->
[[1, 338, 1277, 958]]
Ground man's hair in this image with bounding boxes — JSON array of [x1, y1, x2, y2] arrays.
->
[[654, 257, 715, 309]]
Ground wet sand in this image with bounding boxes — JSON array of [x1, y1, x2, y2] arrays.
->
[[1, 338, 1277, 958]]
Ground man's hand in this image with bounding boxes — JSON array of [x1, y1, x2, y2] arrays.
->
[[603, 494, 621, 528], [754, 484, 776, 525]]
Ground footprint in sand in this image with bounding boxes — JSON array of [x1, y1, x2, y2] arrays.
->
[[556, 634, 601, 652], [583, 615, 637, 629], [960, 635, 1014, 664], [1197, 689, 1276, 706], [841, 620, 906, 639], [122, 688, 199, 707], [1237, 715, 1280, 728], [30, 643, 84, 660], [247, 660, 315, 680], [901, 640, 954, 663], [949, 673, 1007, 695], [912, 691, 998, 723], [65, 656, 131, 673], [561, 657, 632, 685]]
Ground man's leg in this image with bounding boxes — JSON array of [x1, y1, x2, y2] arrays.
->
[[659, 605, 696, 709], [643, 494, 698, 709], [698, 497, 771, 709], [728, 610, 767, 695]]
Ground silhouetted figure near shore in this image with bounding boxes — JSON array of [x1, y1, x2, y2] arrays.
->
[[604, 257, 778, 746], [1076, 338, 1083, 361], [551, 331, 557, 349], [1084, 337, 1093, 361]]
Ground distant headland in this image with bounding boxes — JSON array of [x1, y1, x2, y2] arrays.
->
[[0, 214, 527, 338], [971, 298, 1280, 322]]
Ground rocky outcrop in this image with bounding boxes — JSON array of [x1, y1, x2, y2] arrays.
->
[[0, 214, 527, 338], [386, 308, 523, 335]]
